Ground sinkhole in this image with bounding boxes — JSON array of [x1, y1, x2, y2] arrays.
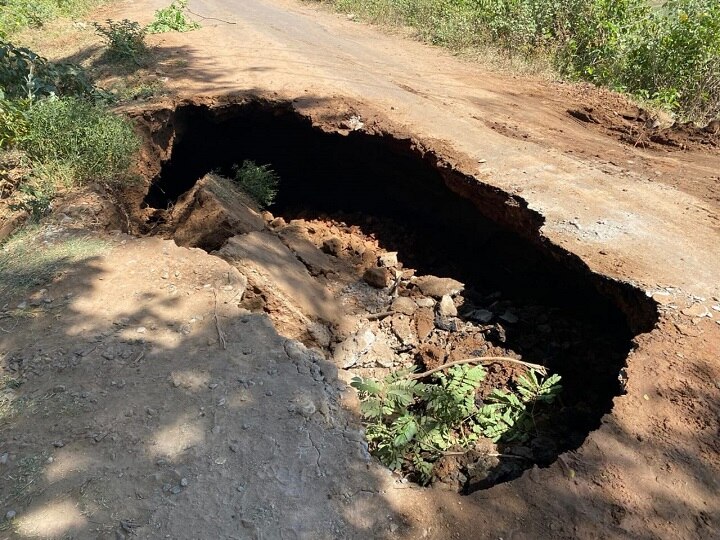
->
[[140, 99, 658, 491]]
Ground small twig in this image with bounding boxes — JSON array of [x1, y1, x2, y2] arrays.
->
[[367, 310, 395, 321], [213, 289, 227, 350], [441, 451, 530, 460], [410, 356, 547, 380], [186, 7, 237, 24]]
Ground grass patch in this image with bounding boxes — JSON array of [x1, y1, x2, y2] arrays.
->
[[0, 226, 110, 302], [19, 97, 140, 185], [318, 0, 720, 122], [0, 0, 103, 39]]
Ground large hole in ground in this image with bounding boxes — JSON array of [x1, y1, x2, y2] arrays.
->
[[142, 100, 658, 492]]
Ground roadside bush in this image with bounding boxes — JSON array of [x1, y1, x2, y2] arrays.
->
[[232, 160, 279, 208], [0, 96, 30, 148], [146, 0, 200, 34], [94, 19, 147, 63], [0, 41, 102, 100], [322, 0, 720, 121], [19, 97, 140, 186]]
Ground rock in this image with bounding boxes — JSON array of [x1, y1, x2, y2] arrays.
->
[[414, 308, 435, 341], [278, 225, 335, 276], [363, 267, 392, 289], [499, 311, 519, 324], [308, 322, 332, 348], [171, 485, 182, 495], [391, 296, 417, 316], [0, 452, 8, 465], [340, 115, 364, 131], [682, 304, 711, 318], [469, 309, 493, 323], [378, 252, 399, 268], [372, 339, 398, 368], [391, 316, 417, 346], [333, 328, 376, 368], [438, 296, 457, 317], [651, 291, 673, 305], [321, 237, 344, 256], [435, 316, 459, 332], [180, 478, 188, 487], [5, 510, 16, 520], [414, 276, 464, 298], [415, 297, 435, 308], [270, 217, 286, 229], [53, 440, 65, 448]]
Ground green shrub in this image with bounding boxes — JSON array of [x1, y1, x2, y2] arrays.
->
[[0, 96, 30, 148], [0, 40, 102, 100], [322, 0, 720, 121], [19, 97, 140, 186], [146, 0, 200, 34], [232, 160, 280, 208], [351, 364, 562, 484], [94, 19, 147, 63]]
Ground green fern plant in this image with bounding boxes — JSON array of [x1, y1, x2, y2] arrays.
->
[[352, 364, 561, 484]]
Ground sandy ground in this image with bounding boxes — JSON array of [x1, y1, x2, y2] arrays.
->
[[1, 0, 719, 538]]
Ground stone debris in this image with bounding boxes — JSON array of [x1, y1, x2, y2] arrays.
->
[[414, 275, 464, 298], [391, 296, 417, 316], [363, 267, 392, 289]]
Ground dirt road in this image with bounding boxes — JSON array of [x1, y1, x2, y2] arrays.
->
[[2, 0, 719, 538]]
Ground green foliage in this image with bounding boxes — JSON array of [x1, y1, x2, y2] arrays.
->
[[9, 179, 55, 219], [351, 364, 562, 484], [477, 371, 562, 443], [0, 0, 99, 39], [0, 96, 30, 147], [146, 0, 200, 34], [232, 160, 280, 208], [18, 97, 140, 186], [0, 40, 102, 100], [94, 19, 147, 63], [323, 0, 720, 121]]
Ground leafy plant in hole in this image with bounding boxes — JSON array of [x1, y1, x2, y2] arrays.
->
[[351, 364, 562, 484], [146, 0, 200, 34], [232, 160, 280, 208]]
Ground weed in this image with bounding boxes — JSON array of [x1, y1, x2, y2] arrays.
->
[[232, 160, 280, 208], [146, 0, 200, 34], [19, 97, 140, 186], [94, 19, 147, 64], [9, 179, 56, 220], [0, 0, 101, 39], [351, 365, 561, 484], [0, 225, 110, 302], [0, 97, 30, 148]]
